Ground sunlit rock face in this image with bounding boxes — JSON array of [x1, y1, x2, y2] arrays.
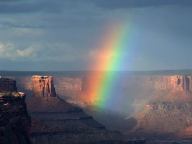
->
[[0, 78, 31, 144], [150, 75, 192, 97], [32, 75, 56, 98]]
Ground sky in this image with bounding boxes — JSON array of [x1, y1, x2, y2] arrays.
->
[[0, 0, 192, 71]]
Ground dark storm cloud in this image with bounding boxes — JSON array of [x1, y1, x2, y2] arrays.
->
[[0, 0, 23, 2], [0, 0, 63, 14], [91, 0, 192, 8], [1, 0, 192, 15]]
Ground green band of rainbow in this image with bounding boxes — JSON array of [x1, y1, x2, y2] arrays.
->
[[87, 22, 131, 109]]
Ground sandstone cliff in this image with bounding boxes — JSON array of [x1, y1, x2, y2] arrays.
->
[[32, 75, 56, 98], [0, 78, 31, 144], [148, 75, 192, 97], [59, 75, 192, 107]]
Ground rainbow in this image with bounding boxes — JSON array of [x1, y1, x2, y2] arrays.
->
[[86, 22, 132, 109]]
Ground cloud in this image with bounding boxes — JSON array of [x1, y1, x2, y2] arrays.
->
[[0, 0, 63, 14], [91, 0, 192, 9], [16, 48, 35, 57], [0, 0, 23, 2], [0, 42, 36, 59], [0, 0, 191, 71]]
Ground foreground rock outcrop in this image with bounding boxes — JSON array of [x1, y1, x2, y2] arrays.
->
[[0, 78, 31, 144]]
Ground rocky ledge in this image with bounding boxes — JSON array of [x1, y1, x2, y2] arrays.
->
[[0, 91, 31, 144]]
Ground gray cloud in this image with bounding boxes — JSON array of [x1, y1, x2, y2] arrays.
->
[[0, 0, 23, 2], [0, 0, 63, 14], [0, 0, 191, 15], [0, 42, 37, 59], [91, 0, 192, 8]]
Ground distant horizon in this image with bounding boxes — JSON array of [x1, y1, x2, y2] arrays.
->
[[1, 69, 192, 77], [1, 69, 192, 72]]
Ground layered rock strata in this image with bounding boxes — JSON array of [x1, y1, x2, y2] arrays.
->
[[127, 75, 192, 138], [131, 100, 192, 138]]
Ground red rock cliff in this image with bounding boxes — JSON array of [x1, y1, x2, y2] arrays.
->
[[150, 75, 192, 97], [32, 75, 56, 98]]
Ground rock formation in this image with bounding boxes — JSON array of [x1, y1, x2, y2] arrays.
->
[[182, 75, 192, 96], [125, 75, 192, 138], [28, 75, 137, 144], [0, 78, 31, 144], [133, 101, 192, 135], [15, 73, 192, 140], [32, 75, 56, 98]]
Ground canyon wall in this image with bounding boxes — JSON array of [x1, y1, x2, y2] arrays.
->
[[123, 75, 192, 138], [13, 74, 192, 110], [9, 74, 192, 138], [146, 75, 192, 97]]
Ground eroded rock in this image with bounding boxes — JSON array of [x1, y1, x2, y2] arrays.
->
[[32, 75, 56, 98]]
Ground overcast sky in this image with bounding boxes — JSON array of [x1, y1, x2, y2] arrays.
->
[[0, 0, 192, 71]]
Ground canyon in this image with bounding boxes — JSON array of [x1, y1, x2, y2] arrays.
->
[[2, 71, 192, 143], [28, 75, 129, 144], [1, 75, 147, 144]]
